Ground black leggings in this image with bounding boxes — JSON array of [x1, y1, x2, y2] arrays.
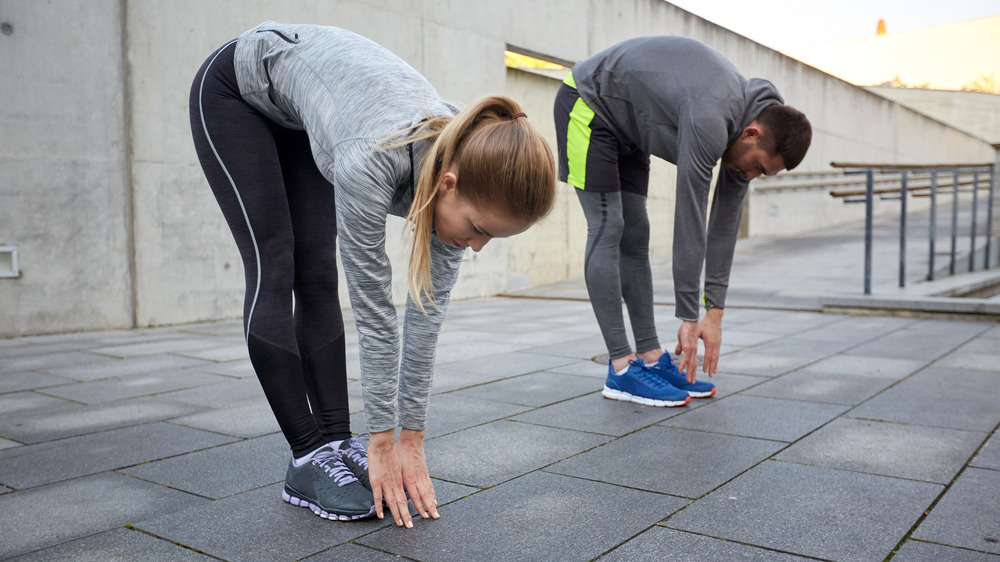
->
[[189, 40, 350, 457]]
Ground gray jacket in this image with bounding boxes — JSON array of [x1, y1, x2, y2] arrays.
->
[[572, 36, 783, 320], [234, 21, 464, 433]]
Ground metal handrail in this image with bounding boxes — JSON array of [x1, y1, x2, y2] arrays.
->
[[830, 162, 996, 295]]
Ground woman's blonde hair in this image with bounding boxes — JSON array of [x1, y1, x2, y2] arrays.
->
[[383, 95, 556, 311]]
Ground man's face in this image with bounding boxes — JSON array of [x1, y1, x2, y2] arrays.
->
[[721, 124, 785, 181]]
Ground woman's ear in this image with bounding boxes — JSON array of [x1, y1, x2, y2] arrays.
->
[[438, 169, 458, 194]]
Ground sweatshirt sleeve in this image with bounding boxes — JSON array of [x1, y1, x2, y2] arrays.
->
[[397, 238, 464, 430], [330, 140, 408, 434], [671, 110, 728, 321], [703, 167, 749, 311]]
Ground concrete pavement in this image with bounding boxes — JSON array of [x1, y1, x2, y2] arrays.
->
[[1, 208, 999, 561]]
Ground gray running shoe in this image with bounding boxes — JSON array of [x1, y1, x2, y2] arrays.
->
[[282, 446, 376, 521], [338, 434, 371, 491]]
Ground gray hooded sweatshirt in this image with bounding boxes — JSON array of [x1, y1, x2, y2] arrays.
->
[[572, 36, 783, 321]]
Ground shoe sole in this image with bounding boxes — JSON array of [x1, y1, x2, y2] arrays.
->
[[602, 386, 690, 407], [282, 490, 377, 521], [687, 387, 716, 398]]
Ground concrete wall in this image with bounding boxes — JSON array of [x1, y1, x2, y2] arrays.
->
[[1, 0, 996, 337]]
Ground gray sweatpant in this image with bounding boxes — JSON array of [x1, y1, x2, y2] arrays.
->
[[576, 189, 660, 360]]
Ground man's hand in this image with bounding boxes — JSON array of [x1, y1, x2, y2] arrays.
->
[[397, 429, 439, 521], [675, 308, 724, 382], [368, 430, 412, 528]]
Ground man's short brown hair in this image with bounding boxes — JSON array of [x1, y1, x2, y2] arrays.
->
[[756, 105, 812, 170]]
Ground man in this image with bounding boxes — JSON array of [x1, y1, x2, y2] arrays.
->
[[554, 35, 811, 407]]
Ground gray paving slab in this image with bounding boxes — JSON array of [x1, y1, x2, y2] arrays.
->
[[174, 342, 250, 362], [715, 350, 817, 377], [777, 417, 987, 483], [423, 419, 610, 488], [0, 422, 236, 489], [601, 526, 815, 561], [193, 358, 256, 379], [971, 432, 1000, 470], [519, 334, 609, 361], [742, 367, 904, 405], [539, 358, 608, 378], [788, 315, 914, 344], [8, 527, 213, 561], [135, 483, 389, 561], [667, 460, 943, 561], [37, 369, 231, 404], [38, 353, 211, 381], [89, 337, 240, 359], [547, 425, 785, 499], [168, 397, 279, 438], [936, 350, 1000, 373], [666, 394, 849, 442], [158, 376, 265, 407], [303, 543, 413, 562], [892, 540, 1000, 561], [122, 432, 288, 499], [805, 353, 931, 379], [847, 333, 959, 361], [725, 311, 839, 335], [436, 350, 576, 378], [850, 366, 1000, 432], [509, 391, 685, 437], [742, 336, 856, 358], [913, 467, 1000, 555], [0, 396, 209, 444], [423, 393, 530, 438], [0, 439, 19, 451], [0, 370, 77, 394], [0, 391, 82, 419], [0, 472, 206, 559], [446, 371, 597, 407], [358, 471, 687, 562], [0, 350, 107, 374]]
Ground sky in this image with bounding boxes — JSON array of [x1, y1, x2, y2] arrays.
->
[[665, 0, 1000, 52]]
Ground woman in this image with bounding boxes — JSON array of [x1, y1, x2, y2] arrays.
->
[[189, 21, 555, 528]]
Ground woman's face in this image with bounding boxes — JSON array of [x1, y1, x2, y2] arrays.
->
[[433, 169, 532, 252]]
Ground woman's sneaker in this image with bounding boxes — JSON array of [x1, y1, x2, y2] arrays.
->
[[603, 358, 691, 407], [647, 352, 716, 398], [337, 434, 371, 491], [283, 445, 376, 521]]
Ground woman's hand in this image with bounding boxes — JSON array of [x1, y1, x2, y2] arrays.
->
[[397, 428, 439, 521], [368, 430, 412, 528]]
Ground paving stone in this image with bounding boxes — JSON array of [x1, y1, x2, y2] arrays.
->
[[0, 391, 82, 419], [0, 396, 208, 444], [667, 460, 942, 561], [423, 393, 529, 438], [519, 334, 609, 361], [423, 420, 610, 488], [850, 366, 1000, 432], [712, 329, 781, 347], [0, 422, 236, 489], [805, 353, 929, 379], [9, 527, 213, 561], [40, 354, 210, 382], [548, 425, 784, 498], [743, 336, 853, 358], [90, 338, 231, 359], [38, 369, 230, 404], [892, 540, 1000, 561], [434, 339, 524, 363], [936, 351, 1000, 373], [0, 371, 81, 393], [602, 526, 814, 561], [789, 316, 912, 344], [447, 371, 597, 407], [358, 471, 686, 561], [731, 311, 839, 335], [971, 432, 1000, 471], [168, 398, 279, 438], [743, 367, 901, 405], [303, 543, 412, 562], [0, 350, 107, 374], [913, 467, 1000, 555], [437, 350, 575, 379], [193, 358, 256, 379], [715, 351, 816, 377], [848, 334, 961, 361], [175, 342, 250, 362], [122, 433, 287, 499], [0, 472, 206, 559], [158, 376, 265, 407], [666, 395, 848, 442], [539, 358, 608, 378], [135, 483, 389, 561], [777, 418, 986, 483], [510, 392, 684, 437], [0, 438, 20, 451]]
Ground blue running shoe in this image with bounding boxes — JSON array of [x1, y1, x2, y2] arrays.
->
[[648, 352, 716, 398], [603, 358, 691, 407]]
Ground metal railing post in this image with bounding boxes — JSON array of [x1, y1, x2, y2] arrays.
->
[[864, 169, 874, 294], [899, 171, 908, 287], [950, 169, 959, 275], [987, 164, 996, 268], [929, 170, 937, 281], [970, 171, 979, 272]]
